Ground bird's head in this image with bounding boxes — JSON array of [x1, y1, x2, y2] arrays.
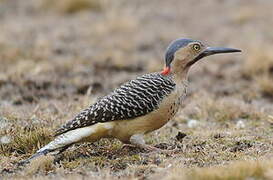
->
[[161, 38, 241, 76]]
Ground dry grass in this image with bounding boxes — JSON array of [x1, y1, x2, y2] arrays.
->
[[256, 74, 273, 98], [160, 158, 273, 180], [24, 155, 55, 175], [0, 127, 52, 156], [243, 48, 273, 76], [42, 0, 105, 13], [243, 45, 273, 97], [182, 94, 264, 123]]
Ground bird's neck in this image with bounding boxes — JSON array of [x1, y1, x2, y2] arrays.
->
[[161, 59, 189, 84], [173, 68, 189, 83]]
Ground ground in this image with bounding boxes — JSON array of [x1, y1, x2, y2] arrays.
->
[[0, 0, 273, 179]]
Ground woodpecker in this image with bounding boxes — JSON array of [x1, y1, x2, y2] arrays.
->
[[24, 38, 241, 162]]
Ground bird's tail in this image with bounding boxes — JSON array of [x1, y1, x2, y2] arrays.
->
[[18, 133, 74, 166], [19, 125, 99, 166], [18, 149, 51, 166]]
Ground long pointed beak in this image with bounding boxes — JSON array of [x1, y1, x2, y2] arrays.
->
[[187, 47, 241, 67], [203, 47, 242, 56]]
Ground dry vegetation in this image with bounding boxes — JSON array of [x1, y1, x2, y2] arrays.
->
[[0, 0, 273, 179]]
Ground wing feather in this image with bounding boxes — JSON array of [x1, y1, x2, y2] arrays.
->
[[54, 73, 175, 136]]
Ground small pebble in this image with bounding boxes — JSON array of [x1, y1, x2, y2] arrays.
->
[[30, 115, 41, 124], [187, 119, 199, 128], [0, 135, 11, 144], [236, 120, 246, 129], [0, 117, 9, 130]]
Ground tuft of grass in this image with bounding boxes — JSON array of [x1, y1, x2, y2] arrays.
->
[[161, 159, 273, 180], [42, 0, 104, 14], [25, 155, 55, 175], [0, 127, 52, 156], [243, 47, 273, 76]]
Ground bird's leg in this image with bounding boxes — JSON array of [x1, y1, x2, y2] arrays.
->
[[121, 134, 155, 151], [127, 134, 176, 154], [129, 134, 157, 151]]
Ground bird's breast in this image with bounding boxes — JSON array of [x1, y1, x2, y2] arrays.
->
[[156, 84, 187, 123]]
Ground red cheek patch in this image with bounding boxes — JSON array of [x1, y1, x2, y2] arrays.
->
[[161, 67, 171, 75]]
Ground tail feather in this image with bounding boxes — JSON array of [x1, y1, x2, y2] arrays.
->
[[18, 149, 50, 166], [19, 125, 98, 166]]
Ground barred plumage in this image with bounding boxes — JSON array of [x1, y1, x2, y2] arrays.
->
[[55, 72, 176, 136]]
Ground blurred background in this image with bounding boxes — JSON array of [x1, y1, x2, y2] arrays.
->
[[0, 0, 273, 178], [0, 0, 272, 107]]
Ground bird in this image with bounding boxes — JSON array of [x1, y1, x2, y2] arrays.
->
[[22, 38, 241, 163]]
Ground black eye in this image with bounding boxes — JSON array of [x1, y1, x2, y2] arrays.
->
[[192, 44, 201, 51]]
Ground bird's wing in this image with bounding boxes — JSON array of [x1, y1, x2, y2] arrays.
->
[[54, 73, 175, 136]]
